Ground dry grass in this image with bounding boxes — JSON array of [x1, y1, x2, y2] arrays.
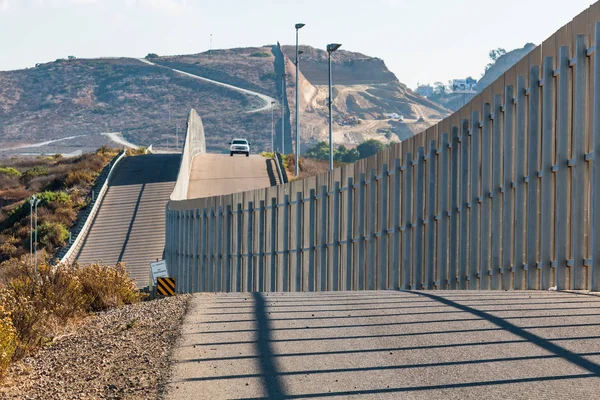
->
[[286, 154, 344, 180], [0, 256, 144, 379]]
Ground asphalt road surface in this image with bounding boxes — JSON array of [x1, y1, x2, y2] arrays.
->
[[74, 154, 180, 287], [188, 154, 278, 199], [166, 290, 600, 399]]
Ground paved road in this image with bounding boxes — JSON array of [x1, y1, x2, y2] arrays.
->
[[167, 291, 600, 399], [74, 154, 180, 287], [188, 154, 278, 199], [138, 58, 277, 113]]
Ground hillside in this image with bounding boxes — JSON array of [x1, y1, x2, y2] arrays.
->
[[280, 45, 449, 149], [0, 46, 450, 155]]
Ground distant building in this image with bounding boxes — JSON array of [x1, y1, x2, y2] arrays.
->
[[415, 85, 434, 98]]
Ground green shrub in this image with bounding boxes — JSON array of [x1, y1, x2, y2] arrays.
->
[[0, 167, 21, 177], [37, 191, 69, 206], [38, 222, 69, 249], [250, 52, 270, 58], [21, 166, 49, 181]]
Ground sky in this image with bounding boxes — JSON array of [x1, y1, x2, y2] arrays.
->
[[0, 0, 596, 89]]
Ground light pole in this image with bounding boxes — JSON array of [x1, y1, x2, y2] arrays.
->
[[271, 101, 276, 153], [295, 23, 305, 176], [34, 197, 40, 275], [281, 73, 286, 153], [327, 43, 342, 171], [29, 196, 35, 271]]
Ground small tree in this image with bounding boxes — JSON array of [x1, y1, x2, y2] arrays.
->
[[304, 142, 329, 161], [145, 53, 159, 60], [356, 139, 386, 159]]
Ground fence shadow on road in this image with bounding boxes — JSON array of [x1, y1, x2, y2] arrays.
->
[[177, 291, 600, 399]]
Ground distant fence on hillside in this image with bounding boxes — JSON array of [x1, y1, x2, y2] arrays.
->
[[166, 3, 600, 293]]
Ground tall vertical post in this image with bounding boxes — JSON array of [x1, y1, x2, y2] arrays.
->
[[514, 76, 527, 290], [328, 53, 334, 171], [295, 24, 304, 177], [555, 46, 570, 290], [491, 95, 503, 290], [527, 66, 540, 290], [449, 127, 460, 289], [414, 148, 425, 290], [593, 23, 600, 291], [502, 85, 515, 290], [281, 73, 286, 154], [540, 57, 555, 290], [438, 134, 450, 289], [402, 153, 413, 289], [572, 35, 587, 290], [459, 120, 470, 290], [469, 112, 481, 290], [426, 141, 437, 289]]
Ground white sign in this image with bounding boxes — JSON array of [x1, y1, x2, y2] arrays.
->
[[150, 260, 169, 284]]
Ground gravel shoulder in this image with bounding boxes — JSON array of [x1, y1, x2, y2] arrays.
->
[[0, 295, 191, 400]]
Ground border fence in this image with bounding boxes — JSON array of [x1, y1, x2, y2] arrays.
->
[[166, 3, 600, 293]]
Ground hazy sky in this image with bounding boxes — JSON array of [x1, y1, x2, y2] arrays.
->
[[0, 0, 595, 88]]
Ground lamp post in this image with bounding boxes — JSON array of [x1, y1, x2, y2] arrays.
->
[[327, 43, 342, 171], [29, 196, 35, 271], [295, 23, 305, 176], [281, 73, 286, 153], [271, 101, 276, 153], [34, 197, 40, 276]]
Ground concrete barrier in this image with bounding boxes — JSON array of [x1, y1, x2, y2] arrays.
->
[[170, 109, 206, 201], [58, 149, 127, 265]]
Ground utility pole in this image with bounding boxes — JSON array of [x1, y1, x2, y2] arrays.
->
[[281, 73, 286, 153], [271, 101, 276, 153], [176, 124, 180, 151], [210, 34, 213, 52], [295, 23, 305, 176], [327, 43, 342, 171]]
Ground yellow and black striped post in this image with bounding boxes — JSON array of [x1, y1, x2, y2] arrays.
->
[[156, 277, 176, 296]]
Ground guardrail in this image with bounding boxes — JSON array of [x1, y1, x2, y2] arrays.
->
[[274, 152, 288, 184], [56, 149, 127, 265], [166, 4, 600, 293]]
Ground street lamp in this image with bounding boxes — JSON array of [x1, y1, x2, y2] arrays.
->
[[295, 23, 305, 176], [281, 73, 287, 153], [271, 101, 276, 153], [29, 195, 40, 278], [327, 43, 342, 170]]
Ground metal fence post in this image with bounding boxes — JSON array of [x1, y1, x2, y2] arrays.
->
[[270, 197, 278, 291], [502, 85, 515, 290], [426, 143, 437, 290], [540, 56, 555, 290], [247, 201, 254, 292], [319, 187, 328, 291], [225, 205, 232, 292], [402, 153, 413, 289], [514, 76, 527, 290], [449, 128, 460, 290], [572, 35, 587, 290], [438, 134, 449, 289], [480, 104, 492, 290], [414, 149, 425, 289], [392, 159, 402, 290], [257, 200, 265, 292], [527, 66, 541, 290], [236, 203, 243, 292], [379, 165, 389, 289], [308, 190, 316, 291], [459, 120, 470, 290], [593, 22, 600, 291], [200, 209, 207, 292], [332, 181, 341, 291], [469, 112, 480, 290], [216, 206, 223, 292], [555, 46, 570, 290], [295, 193, 303, 291], [491, 95, 503, 290], [368, 169, 377, 290], [357, 175, 366, 290], [345, 177, 354, 290]]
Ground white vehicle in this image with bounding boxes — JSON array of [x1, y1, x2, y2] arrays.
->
[[229, 138, 250, 157]]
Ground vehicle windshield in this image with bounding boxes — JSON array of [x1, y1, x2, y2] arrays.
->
[[232, 140, 247, 145]]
